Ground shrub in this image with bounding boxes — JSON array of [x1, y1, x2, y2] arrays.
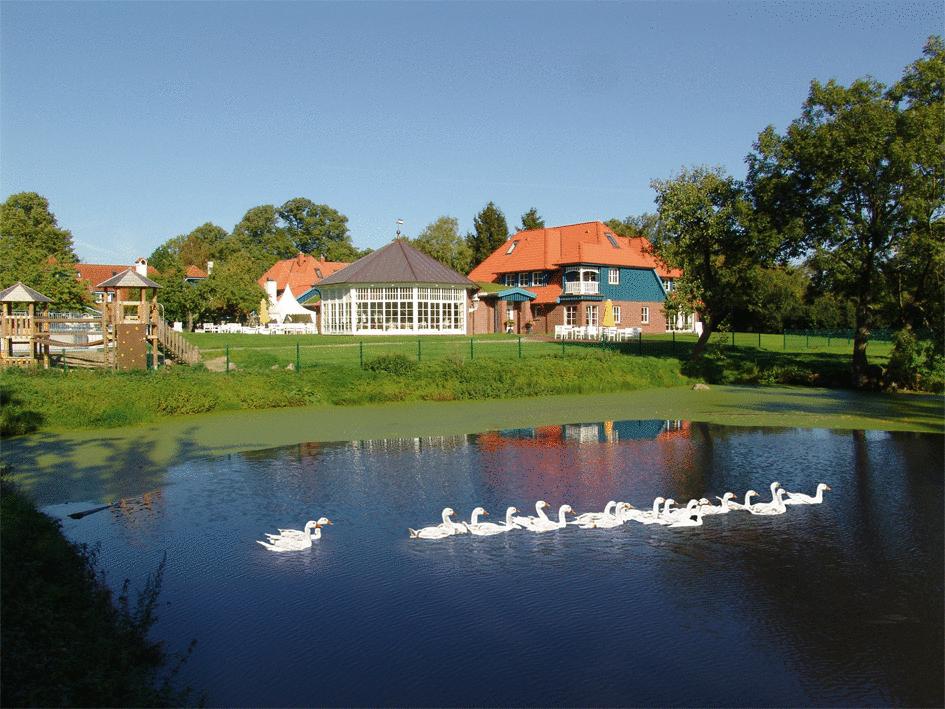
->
[[364, 354, 418, 375]]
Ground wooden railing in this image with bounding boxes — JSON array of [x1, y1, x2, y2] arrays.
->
[[156, 317, 201, 365]]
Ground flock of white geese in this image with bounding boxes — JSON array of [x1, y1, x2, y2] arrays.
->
[[407, 482, 831, 539], [255, 482, 831, 550]]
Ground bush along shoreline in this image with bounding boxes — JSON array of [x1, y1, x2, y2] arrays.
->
[[0, 477, 197, 706]]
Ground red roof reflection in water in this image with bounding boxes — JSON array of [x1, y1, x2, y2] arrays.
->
[[477, 421, 699, 507]]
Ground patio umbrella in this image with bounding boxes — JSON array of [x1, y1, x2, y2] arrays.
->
[[259, 298, 269, 324], [602, 299, 615, 327]]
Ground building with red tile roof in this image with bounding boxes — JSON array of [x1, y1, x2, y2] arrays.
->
[[257, 253, 350, 300], [467, 221, 696, 335], [74, 258, 161, 303]]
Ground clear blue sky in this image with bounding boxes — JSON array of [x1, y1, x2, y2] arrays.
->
[[1, 1, 941, 264]]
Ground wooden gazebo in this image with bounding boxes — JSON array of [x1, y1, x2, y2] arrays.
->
[[0, 282, 53, 368], [96, 269, 161, 370]]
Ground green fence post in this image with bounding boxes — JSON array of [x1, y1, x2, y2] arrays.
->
[[296, 341, 301, 373], [638, 330, 643, 355], [518, 336, 522, 358], [417, 337, 421, 362], [225, 344, 230, 373], [732, 331, 735, 347], [470, 338, 474, 360], [359, 340, 364, 368], [561, 338, 565, 356]]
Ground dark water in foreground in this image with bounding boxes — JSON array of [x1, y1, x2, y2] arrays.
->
[[47, 421, 943, 707]]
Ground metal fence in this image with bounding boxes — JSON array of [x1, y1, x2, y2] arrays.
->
[[199, 328, 897, 373]]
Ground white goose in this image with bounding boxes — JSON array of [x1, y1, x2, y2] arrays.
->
[[580, 503, 633, 529], [632, 496, 667, 525], [572, 501, 618, 526], [709, 492, 737, 513], [662, 499, 700, 524], [517, 503, 574, 533], [783, 483, 832, 505], [464, 506, 520, 536], [748, 488, 788, 516], [512, 500, 551, 529], [409, 507, 465, 539], [258, 518, 331, 552], [669, 506, 704, 528], [726, 490, 759, 511]]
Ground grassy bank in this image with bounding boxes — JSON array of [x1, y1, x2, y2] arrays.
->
[[0, 479, 193, 706], [1, 351, 687, 434]]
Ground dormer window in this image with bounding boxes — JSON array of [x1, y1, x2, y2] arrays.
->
[[605, 232, 620, 248], [505, 240, 519, 254], [315, 268, 323, 279]]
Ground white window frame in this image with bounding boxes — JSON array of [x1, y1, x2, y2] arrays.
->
[[586, 305, 599, 326], [518, 272, 529, 287], [608, 268, 619, 285], [531, 271, 542, 286], [641, 306, 649, 324], [564, 305, 577, 326], [504, 274, 516, 287], [613, 305, 621, 324]]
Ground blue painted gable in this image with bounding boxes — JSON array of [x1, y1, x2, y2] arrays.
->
[[599, 267, 667, 302]]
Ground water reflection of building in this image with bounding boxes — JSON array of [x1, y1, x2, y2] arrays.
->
[[475, 420, 697, 504], [348, 435, 470, 455]]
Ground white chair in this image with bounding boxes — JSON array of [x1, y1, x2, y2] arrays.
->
[[554, 325, 571, 340], [585, 325, 600, 340], [603, 327, 618, 341]]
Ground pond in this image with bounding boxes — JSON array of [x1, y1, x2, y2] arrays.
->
[[45, 420, 942, 707]]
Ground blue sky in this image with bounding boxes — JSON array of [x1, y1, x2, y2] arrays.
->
[[1, 1, 941, 264]]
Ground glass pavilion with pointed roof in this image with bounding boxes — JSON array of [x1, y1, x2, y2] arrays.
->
[[316, 239, 477, 335]]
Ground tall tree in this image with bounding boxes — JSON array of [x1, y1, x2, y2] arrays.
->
[[748, 36, 944, 386], [411, 216, 473, 274], [518, 208, 545, 231], [193, 254, 265, 322], [467, 201, 509, 267], [277, 198, 352, 257], [0, 192, 88, 308], [650, 166, 759, 357]]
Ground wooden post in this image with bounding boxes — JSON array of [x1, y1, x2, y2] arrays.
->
[[150, 290, 159, 369], [42, 303, 50, 368], [27, 302, 35, 365]]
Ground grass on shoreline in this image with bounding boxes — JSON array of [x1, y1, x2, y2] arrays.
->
[[2, 350, 688, 434]]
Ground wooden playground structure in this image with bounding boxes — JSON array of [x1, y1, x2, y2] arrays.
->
[[0, 270, 199, 370]]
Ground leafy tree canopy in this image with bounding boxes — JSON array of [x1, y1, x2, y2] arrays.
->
[[411, 216, 473, 274], [605, 213, 660, 241], [0, 192, 88, 308], [747, 35, 944, 385], [277, 198, 353, 257], [651, 166, 760, 356]]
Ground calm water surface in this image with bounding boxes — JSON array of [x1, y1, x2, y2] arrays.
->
[[46, 421, 943, 707]]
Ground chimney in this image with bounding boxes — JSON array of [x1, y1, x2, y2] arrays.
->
[[206, 260, 214, 275], [265, 278, 277, 300], [134, 257, 148, 276]]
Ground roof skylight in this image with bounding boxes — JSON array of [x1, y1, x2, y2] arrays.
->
[[505, 240, 519, 254], [605, 232, 620, 248]]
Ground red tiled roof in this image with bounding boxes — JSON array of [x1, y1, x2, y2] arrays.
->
[[75, 263, 159, 290], [468, 221, 681, 282], [258, 253, 350, 294], [185, 265, 208, 278]]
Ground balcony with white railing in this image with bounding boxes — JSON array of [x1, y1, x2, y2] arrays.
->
[[562, 280, 600, 295]]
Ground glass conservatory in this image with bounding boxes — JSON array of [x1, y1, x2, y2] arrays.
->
[[320, 285, 468, 335]]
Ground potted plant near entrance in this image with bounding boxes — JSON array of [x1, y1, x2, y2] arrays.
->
[[523, 320, 533, 334], [504, 318, 514, 334]]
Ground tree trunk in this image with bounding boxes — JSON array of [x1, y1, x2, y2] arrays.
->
[[690, 317, 714, 358], [852, 297, 872, 388]]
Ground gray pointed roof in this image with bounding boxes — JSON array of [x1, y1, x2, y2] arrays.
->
[[317, 240, 476, 287], [0, 282, 53, 303], [96, 268, 161, 289]]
